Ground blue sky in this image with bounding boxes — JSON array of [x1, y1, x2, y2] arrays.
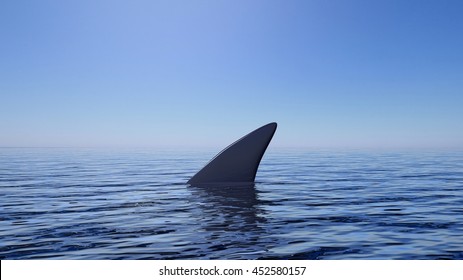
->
[[1, 0, 462, 149]]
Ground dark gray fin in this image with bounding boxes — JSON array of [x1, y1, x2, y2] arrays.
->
[[188, 122, 277, 185]]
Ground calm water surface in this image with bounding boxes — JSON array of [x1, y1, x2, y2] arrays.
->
[[1, 148, 462, 259]]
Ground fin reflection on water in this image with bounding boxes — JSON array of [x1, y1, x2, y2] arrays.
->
[[189, 183, 272, 258], [189, 183, 266, 231], [188, 123, 277, 185], [191, 183, 261, 210]]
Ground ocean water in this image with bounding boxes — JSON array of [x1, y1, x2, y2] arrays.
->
[[1, 148, 462, 260]]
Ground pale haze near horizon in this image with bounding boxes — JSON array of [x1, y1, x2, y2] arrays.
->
[[1, 0, 462, 149]]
